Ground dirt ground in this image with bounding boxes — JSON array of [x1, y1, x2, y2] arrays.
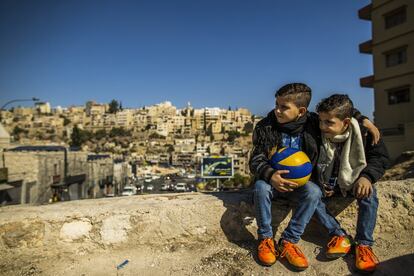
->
[[2, 234, 413, 276], [382, 151, 414, 181]]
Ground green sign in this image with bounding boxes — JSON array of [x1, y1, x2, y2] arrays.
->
[[201, 156, 233, 178]]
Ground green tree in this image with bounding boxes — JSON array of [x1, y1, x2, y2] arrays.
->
[[243, 122, 254, 134], [233, 173, 244, 185], [12, 126, 27, 140], [70, 125, 83, 147], [223, 178, 235, 188], [94, 129, 107, 140], [165, 144, 175, 153], [63, 117, 71, 126], [70, 126, 92, 147], [149, 132, 164, 139], [108, 99, 119, 114], [109, 127, 130, 137], [227, 131, 241, 142]]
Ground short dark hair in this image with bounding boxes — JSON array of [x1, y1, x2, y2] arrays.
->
[[316, 94, 354, 120], [275, 83, 312, 108]]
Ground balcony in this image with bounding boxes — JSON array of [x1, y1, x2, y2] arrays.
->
[[359, 4, 372, 20], [360, 75, 374, 88], [359, 39, 373, 54]]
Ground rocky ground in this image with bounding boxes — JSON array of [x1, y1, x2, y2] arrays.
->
[[1, 179, 414, 276], [382, 151, 414, 181]]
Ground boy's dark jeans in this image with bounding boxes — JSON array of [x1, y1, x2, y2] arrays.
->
[[254, 179, 322, 243], [315, 187, 379, 246]]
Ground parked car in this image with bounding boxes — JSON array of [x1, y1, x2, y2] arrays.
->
[[122, 186, 137, 196], [160, 183, 169, 191], [175, 183, 187, 192], [146, 184, 154, 191]]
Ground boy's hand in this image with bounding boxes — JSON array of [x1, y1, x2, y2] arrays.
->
[[322, 184, 335, 197], [353, 176, 373, 199], [270, 170, 298, 192], [362, 118, 380, 145]]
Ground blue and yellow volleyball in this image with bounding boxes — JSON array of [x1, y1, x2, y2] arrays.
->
[[270, 147, 312, 187]]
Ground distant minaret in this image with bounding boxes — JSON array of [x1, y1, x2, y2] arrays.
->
[[186, 102, 192, 117]]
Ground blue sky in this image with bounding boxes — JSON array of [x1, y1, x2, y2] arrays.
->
[[0, 0, 373, 117]]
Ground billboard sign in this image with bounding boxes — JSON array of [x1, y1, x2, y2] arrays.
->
[[201, 156, 233, 178]]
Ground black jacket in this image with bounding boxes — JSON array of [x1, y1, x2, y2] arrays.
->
[[249, 110, 322, 184], [249, 109, 377, 184], [358, 123, 391, 183]]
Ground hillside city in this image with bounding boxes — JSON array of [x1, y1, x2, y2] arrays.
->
[[0, 100, 259, 205]]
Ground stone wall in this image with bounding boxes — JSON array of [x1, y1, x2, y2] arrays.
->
[[0, 180, 413, 251], [3, 150, 90, 204]]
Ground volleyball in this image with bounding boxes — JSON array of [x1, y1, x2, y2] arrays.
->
[[270, 147, 312, 187]]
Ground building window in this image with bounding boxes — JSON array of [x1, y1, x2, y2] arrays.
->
[[382, 124, 405, 136], [387, 86, 410, 105], [384, 6, 406, 29], [385, 47, 407, 67]]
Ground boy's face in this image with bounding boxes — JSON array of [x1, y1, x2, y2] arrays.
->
[[274, 96, 306, 124], [318, 111, 351, 138]]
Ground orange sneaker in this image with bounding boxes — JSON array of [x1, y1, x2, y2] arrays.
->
[[257, 238, 277, 266], [355, 245, 379, 273], [326, 235, 352, 259], [279, 240, 309, 271]]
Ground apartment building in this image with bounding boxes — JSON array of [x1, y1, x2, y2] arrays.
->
[[359, 0, 414, 159]]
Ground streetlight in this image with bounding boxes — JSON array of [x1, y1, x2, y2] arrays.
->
[[0, 97, 40, 110]]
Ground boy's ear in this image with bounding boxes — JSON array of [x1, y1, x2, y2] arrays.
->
[[298, 107, 307, 117], [343, 117, 351, 127]]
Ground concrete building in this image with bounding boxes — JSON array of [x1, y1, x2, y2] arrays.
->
[[35, 102, 51, 114], [359, 0, 414, 159], [171, 152, 195, 167], [147, 101, 177, 117], [86, 154, 114, 198], [113, 159, 132, 194], [85, 101, 107, 116], [116, 110, 134, 129], [13, 107, 35, 117], [232, 156, 249, 176], [134, 110, 148, 130], [2, 146, 89, 205], [0, 147, 119, 205]]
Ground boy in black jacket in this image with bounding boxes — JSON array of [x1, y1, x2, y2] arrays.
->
[[314, 94, 390, 273], [249, 83, 379, 270]]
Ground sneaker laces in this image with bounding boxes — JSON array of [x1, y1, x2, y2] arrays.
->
[[358, 246, 379, 264], [259, 238, 277, 255], [280, 242, 305, 259], [327, 236, 341, 248]]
